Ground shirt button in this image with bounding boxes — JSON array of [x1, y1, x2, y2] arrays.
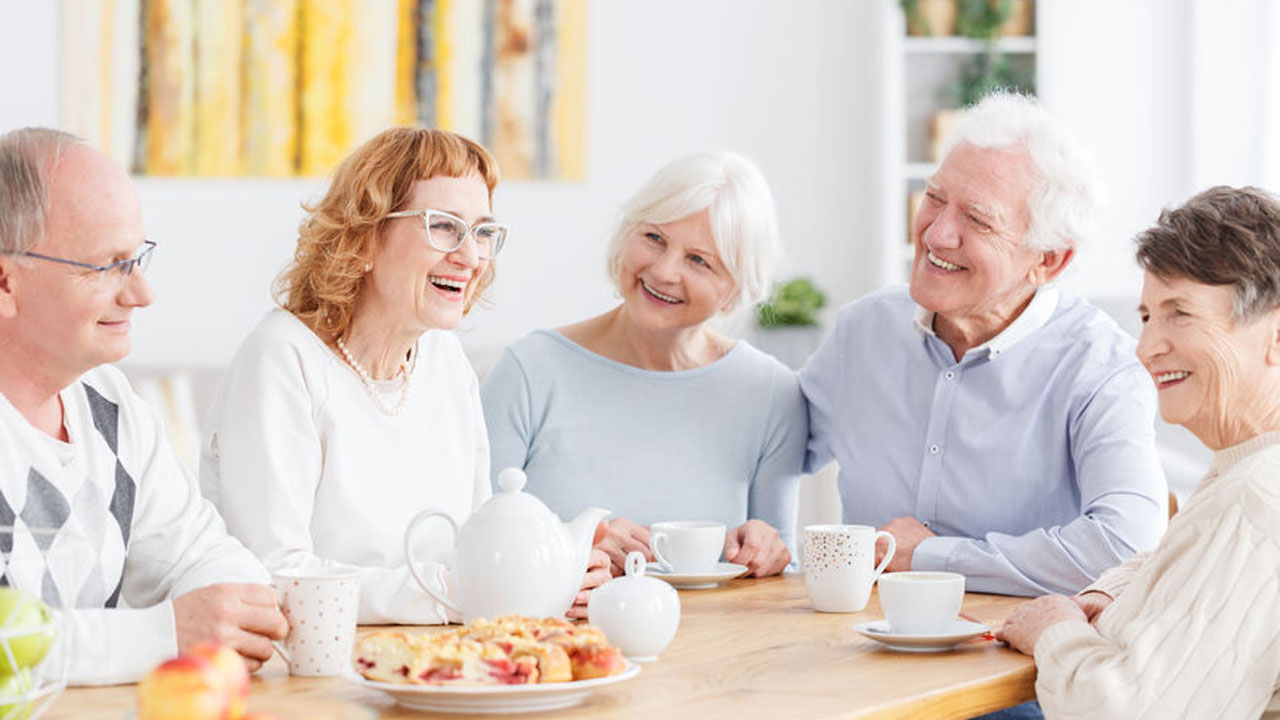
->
[[929, 444, 940, 455], [944, 371, 955, 381]]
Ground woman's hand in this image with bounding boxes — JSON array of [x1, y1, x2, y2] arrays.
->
[[568, 546, 612, 619], [997, 594, 1089, 656], [724, 519, 790, 577], [1073, 591, 1114, 625], [596, 517, 653, 576]]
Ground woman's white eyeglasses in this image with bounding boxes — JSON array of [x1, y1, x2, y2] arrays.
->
[[386, 209, 508, 258], [12, 240, 156, 289]]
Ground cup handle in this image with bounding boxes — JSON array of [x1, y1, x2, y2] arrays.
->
[[649, 532, 673, 572], [403, 509, 461, 614], [872, 531, 896, 578], [271, 640, 292, 667]]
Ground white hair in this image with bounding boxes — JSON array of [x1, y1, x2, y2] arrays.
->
[[941, 93, 1103, 252], [0, 127, 86, 254], [605, 151, 780, 310]]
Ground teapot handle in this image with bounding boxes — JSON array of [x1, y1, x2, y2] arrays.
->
[[403, 509, 461, 615]]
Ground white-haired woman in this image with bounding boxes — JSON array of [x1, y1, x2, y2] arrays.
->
[[482, 151, 806, 580], [999, 186, 1280, 719]]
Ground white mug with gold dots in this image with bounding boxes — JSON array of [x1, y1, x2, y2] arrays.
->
[[272, 568, 362, 677]]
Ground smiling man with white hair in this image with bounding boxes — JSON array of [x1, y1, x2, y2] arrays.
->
[[800, 94, 1168, 597]]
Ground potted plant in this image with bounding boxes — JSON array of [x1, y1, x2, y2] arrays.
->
[[948, 49, 1035, 106], [928, 49, 1035, 161], [955, 0, 1013, 40], [900, 0, 957, 37], [753, 277, 828, 370]]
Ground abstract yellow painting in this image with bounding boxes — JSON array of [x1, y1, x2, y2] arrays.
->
[[57, 0, 587, 180]]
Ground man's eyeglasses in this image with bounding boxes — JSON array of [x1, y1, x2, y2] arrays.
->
[[386, 209, 508, 259], [13, 240, 156, 289]]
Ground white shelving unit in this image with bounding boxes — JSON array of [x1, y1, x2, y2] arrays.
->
[[871, 1, 1040, 288]]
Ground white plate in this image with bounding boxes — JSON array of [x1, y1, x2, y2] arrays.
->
[[644, 562, 749, 589], [853, 620, 991, 653], [346, 662, 641, 714]]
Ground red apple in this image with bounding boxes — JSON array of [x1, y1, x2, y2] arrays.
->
[[186, 642, 249, 719], [136, 655, 230, 720]]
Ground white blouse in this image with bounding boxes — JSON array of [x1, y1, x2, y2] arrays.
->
[[200, 310, 491, 624]]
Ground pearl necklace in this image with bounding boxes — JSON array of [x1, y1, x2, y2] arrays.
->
[[336, 336, 411, 416]]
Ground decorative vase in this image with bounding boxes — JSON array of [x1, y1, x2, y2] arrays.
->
[[998, 0, 1033, 36], [905, 0, 958, 37], [928, 108, 960, 162], [751, 325, 825, 371]]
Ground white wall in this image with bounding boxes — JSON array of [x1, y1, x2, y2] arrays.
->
[[4, 1, 1278, 374], [1037, 0, 1192, 302], [0, 1, 874, 370], [1040, 0, 1279, 304]]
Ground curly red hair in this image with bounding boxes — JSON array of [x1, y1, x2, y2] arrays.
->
[[276, 127, 500, 341]]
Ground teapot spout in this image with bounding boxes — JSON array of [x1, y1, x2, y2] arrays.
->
[[567, 506, 611, 574]]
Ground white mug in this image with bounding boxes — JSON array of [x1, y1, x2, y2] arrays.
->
[[272, 568, 362, 677], [649, 521, 725, 574], [802, 524, 894, 613], [877, 571, 965, 635]]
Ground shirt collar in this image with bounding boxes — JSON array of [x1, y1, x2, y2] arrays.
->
[[912, 286, 1060, 360]]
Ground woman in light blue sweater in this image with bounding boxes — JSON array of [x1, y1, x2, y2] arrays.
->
[[482, 151, 807, 578]]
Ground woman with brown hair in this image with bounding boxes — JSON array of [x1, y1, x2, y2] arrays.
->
[[199, 127, 508, 624], [999, 186, 1280, 719]]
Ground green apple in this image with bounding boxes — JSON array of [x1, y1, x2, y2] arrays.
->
[[0, 668, 34, 720], [0, 588, 54, 674]]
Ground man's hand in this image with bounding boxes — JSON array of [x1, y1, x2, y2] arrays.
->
[[173, 583, 289, 672], [877, 516, 936, 572], [996, 594, 1089, 656], [596, 517, 652, 576], [724, 519, 790, 577], [1073, 591, 1114, 625]]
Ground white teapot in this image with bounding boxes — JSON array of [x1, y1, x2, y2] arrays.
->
[[404, 468, 609, 623]]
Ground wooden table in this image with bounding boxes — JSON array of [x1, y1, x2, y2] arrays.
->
[[46, 575, 1035, 719]]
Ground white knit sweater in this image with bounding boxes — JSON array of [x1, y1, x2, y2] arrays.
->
[[1034, 431, 1280, 719], [0, 365, 269, 685]]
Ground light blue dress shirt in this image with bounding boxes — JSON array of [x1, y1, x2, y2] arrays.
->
[[481, 330, 807, 553], [799, 286, 1168, 596]]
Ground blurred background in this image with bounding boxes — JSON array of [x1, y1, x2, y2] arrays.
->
[[3, 0, 1279, 498]]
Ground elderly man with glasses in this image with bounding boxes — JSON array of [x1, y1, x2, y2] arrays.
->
[[801, 94, 1169, 599], [0, 128, 288, 685]]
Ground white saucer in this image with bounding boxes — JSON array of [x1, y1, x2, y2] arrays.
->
[[644, 562, 749, 589], [853, 619, 990, 653]]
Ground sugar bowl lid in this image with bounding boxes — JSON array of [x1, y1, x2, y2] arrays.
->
[[593, 551, 677, 602]]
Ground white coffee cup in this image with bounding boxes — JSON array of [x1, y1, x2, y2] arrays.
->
[[272, 568, 362, 677], [877, 571, 965, 635], [649, 521, 725, 574], [802, 524, 894, 613]]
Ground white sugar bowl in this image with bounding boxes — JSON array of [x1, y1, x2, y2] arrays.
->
[[588, 551, 681, 662]]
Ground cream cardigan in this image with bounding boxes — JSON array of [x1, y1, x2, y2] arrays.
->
[[1034, 431, 1280, 719]]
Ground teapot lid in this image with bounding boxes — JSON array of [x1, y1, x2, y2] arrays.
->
[[475, 468, 559, 522]]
